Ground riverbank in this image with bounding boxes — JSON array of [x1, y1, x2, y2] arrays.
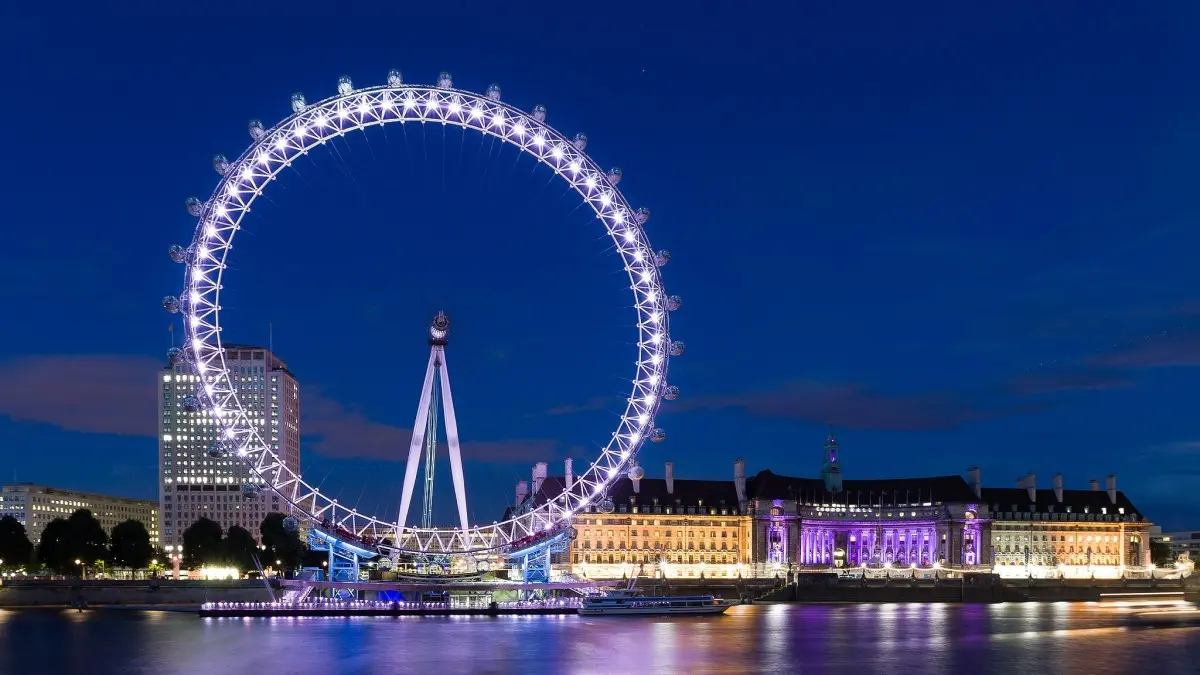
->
[[757, 575, 1200, 603], [0, 579, 272, 607]]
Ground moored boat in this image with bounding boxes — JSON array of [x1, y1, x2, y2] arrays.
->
[[578, 589, 731, 617]]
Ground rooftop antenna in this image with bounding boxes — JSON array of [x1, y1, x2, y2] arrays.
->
[[269, 321, 274, 356], [168, 323, 175, 348]]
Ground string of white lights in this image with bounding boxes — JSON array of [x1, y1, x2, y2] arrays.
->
[[164, 71, 682, 554]]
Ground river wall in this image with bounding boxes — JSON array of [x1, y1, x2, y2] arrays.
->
[[0, 579, 276, 607], [757, 574, 1200, 603]]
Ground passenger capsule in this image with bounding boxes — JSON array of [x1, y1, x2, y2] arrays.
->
[[635, 207, 650, 225], [606, 167, 623, 185], [212, 154, 231, 176], [387, 69, 404, 87], [627, 464, 645, 480], [654, 249, 671, 267], [186, 197, 204, 217], [669, 341, 686, 357], [240, 483, 262, 499], [437, 71, 453, 89], [337, 75, 354, 95], [282, 516, 299, 534], [666, 295, 682, 311], [248, 119, 266, 140], [650, 428, 667, 443], [291, 92, 307, 113], [207, 440, 228, 458], [166, 347, 186, 365], [181, 395, 200, 413], [663, 385, 680, 401], [486, 83, 501, 101], [599, 498, 615, 513], [532, 104, 547, 122], [572, 132, 588, 151], [168, 244, 187, 264], [162, 295, 180, 313]]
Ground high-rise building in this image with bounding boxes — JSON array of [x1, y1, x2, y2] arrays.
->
[[158, 344, 300, 550], [0, 483, 159, 547]]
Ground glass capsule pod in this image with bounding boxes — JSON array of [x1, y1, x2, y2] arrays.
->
[[663, 385, 680, 400], [666, 295, 682, 311], [241, 483, 262, 499], [181, 395, 200, 413], [387, 69, 403, 87], [282, 516, 299, 534], [572, 132, 588, 151], [668, 341, 686, 357], [162, 296, 180, 313], [212, 154, 231, 176], [291, 92, 307, 113], [654, 250, 671, 267], [532, 104, 547, 122], [248, 119, 265, 140], [635, 206, 650, 224], [437, 71, 453, 89], [650, 428, 667, 443], [166, 347, 186, 365], [185, 197, 204, 217], [486, 83, 501, 101], [627, 464, 645, 480], [337, 75, 354, 95], [606, 167, 623, 185], [168, 244, 187, 263]]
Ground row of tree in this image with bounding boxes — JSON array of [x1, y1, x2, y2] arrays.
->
[[0, 509, 308, 575], [180, 513, 307, 571]]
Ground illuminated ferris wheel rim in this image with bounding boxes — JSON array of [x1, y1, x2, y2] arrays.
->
[[167, 71, 683, 554]]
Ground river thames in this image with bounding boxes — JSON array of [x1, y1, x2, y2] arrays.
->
[[1, 602, 1197, 674]]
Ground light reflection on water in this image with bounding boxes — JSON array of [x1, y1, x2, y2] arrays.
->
[[1, 602, 1198, 674]]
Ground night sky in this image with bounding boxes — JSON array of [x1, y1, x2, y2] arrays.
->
[[2, 4, 1198, 529]]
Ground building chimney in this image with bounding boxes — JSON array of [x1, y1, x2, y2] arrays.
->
[[564, 458, 574, 491], [515, 480, 529, 506], [1053, 473, 1063, 503], [665, 461, 674, 495], [1106, 474, 1117, 504], [967, 466, 981, 499], [734, 458, 747, 503], [1090, 479, 1100, 492], [632, 475, 641, 494], [1026, 472, 1036, 501], [532, 462, 547, 495]]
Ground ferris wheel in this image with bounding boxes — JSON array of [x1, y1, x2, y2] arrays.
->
[[163, 69, 684, 556]]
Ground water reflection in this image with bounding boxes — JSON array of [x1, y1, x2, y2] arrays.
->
[[0, 603, 1197, 674]]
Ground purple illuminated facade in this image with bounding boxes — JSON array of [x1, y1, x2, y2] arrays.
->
[[747, 436, 991, 569]]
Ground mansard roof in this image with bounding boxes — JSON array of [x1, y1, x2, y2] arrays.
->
[[980, 487, 1142, 517], [748, 469, 980, 505]]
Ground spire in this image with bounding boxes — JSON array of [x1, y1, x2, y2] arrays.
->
[[821, 431, 843, 493]]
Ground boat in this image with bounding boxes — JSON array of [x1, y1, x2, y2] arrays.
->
[[578, 589, 731, 617]]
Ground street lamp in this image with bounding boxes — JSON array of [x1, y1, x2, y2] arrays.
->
[[75, 559, 84, 580]]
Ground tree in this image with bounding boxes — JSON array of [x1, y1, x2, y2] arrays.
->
[[36, 510, 109, 574], [110, 520, 154, 569], [260, 513, 305, 570], [221, 525, 259, 572], [182, 517, 223, 568], [36, 518, 73, 574], [67, 509, 109, 566], [0, 515, 34, 570], [1151, 540, 1175, 566]]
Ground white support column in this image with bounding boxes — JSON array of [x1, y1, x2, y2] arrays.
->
[[437, 346, 470, 532], [398, 349, 440, 528]]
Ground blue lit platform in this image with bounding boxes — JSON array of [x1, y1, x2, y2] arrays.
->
[[198, 598, 581, 618]]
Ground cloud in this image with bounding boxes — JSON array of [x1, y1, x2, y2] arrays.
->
[[1003, 367, 1134, 396], [301, 387, 577, 464], [0, 354, 162, 436], [1089, 330, 1200, 369], [0, 355, 569, 463], [673, 381, 1048, 432]]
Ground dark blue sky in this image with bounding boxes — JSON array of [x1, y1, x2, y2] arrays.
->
[[1, 3, 1198, 528]]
